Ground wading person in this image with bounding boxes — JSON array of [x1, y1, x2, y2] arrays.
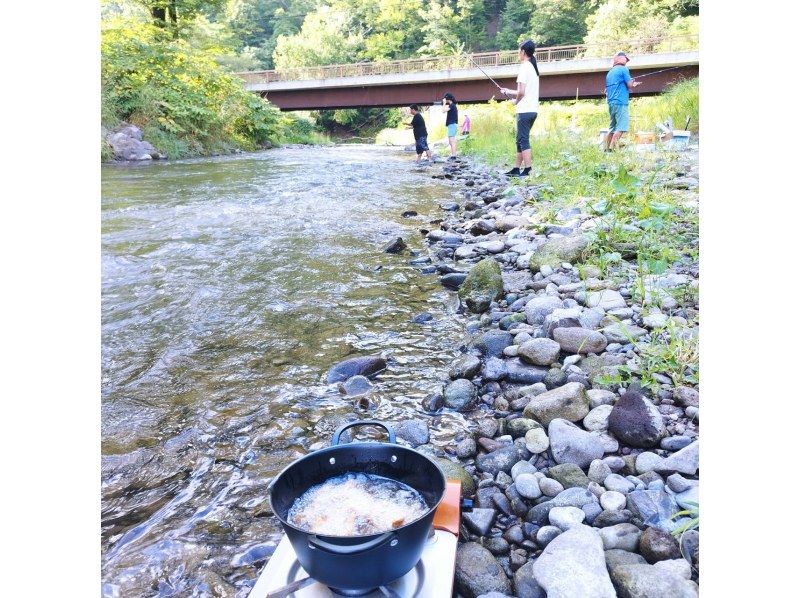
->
[[406, 104, 434, 162], [441, 92, 459, 159], [604, 51, 641, 151], [500, 40, 540, 177]]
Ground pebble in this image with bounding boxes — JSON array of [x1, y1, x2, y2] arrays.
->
[[583, 405, 613, 431], [515, 473, 543, 499], [582, 501, 603, 525], [587, 389, 617, 408], [535, 525, 561, 548], [666, 473, 694, 494], [660, 435, 693, 451], [524, 427, 550, 454], [548, 418, 605, 469], [548, 506, 586, 531], [457, 437, 478, 459], [604, 473, 636, 494], [511, 460, 536, 480], [538, 477, 564, 497], [587, 481, 605, 498], [600, 490, 627, 511], [635, 451, 666, 474], [602, 456, 626, 472], [588, 459, 612, 484], [599, 523, 642, 551]]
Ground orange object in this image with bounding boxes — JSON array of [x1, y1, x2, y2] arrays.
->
[[432, 481, 462, 536]]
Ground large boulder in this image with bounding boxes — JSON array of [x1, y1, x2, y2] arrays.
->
[[528, 235, 590, 273], [607, 389, 665, 448], [523, 382, 590, 426], [326, 356, 387, 383], [106, 123, 162, 161], [454, 543, 513, 598], [610, 563, 699, 598], [548, 419, 606, 469], [459, 258, 505, 313], [532, 525, 616, 598]]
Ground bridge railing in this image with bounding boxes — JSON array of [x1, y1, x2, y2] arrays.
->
[[236, 35, 698, 85]]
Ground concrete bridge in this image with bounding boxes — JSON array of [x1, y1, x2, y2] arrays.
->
[[237, 36, 698, 111]]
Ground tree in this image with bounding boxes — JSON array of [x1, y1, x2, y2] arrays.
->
[[495, 0, 535, 49], [529, 0, 592, 46], [133, 0, 226, 33], [272, 5, 365, 68]]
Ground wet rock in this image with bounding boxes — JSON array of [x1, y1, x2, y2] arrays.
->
[[463, 508, 498, 536], [394, 419, 429, 447], [455, 543, 513, 598], [482, 356, 509, 381], [548, 463, 591, 488], [513, 560, 546, 598], [338, 375, 373, 396], [449, 354, 482, 380], [473, 329, 514, 358], [548, 419, 605, 469], [639, 526, 682, 563], [435, 458, 476, 496], [383, 237, 407, 253], [532, 525, 616, 598], [607, 389, 665, 448], [444, 378, 478, 411], [523, 382, 590, 426], [599, 523, 641, 551], [610, 564, 699, 598], [528, 235, 590, 274], [441, 272, 468, 290], [402, 210, 418, 218], [471, 220, 496, 235], [484, 536, 511, 556], [457, 437, 478, 458], [553, 327, 608, 354], [326, 356, 387, 383], [477, 445, 521, 475], [422, 390, 444, 412], [411, 311, 434, 323], [459, 258, 505, 313]]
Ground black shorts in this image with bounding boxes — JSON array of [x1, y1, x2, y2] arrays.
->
[[516, 112, 538, 152], [415, 136, 429, 154]]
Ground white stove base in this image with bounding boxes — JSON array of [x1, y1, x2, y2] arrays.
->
[[248, 529, 457, 598]]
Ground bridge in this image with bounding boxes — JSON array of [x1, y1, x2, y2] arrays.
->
[[236, 36, 698, 111]]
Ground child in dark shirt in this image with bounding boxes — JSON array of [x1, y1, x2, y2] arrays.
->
[[406, 104, 434, 162]]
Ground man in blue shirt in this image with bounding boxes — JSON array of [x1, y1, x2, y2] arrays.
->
[[604, 51, 641, 151]]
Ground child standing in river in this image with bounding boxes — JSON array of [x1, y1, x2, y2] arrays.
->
[[406, 104, 434, 162]]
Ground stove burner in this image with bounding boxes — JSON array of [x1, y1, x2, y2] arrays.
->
[[280, 558, 425, 597]]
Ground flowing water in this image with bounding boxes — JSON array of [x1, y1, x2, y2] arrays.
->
[[101, 146, 472, 596]]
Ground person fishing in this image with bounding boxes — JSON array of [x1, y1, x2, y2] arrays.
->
[[406, 104, 434, 162], [441, 92, 459, 160], [604, 51, 641, 151], [499, 40, 540, 177]]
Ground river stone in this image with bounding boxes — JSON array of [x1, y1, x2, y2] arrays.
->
[[610, 564, 699, 598], [543, 368, 568, 389], [326, 355, 387, 383], [532, 525, 616, 598], [449, 354, 482, 380], [654, 441, 699, 475], [394, 419, 429, 447], [548, 463, 591, 489], [673, 386, 699, 408], [552, 327, 608, 354], [383, 237, 407, 253], [584, 404, 613, 431], [549, 506, 586, 530], [588, 460, 612, 484], [463, 508, 497, 536], [601, 322, 648, 344], [515, 473, 543, 499], [599, 523, 642, 551], [422, 390, 444, 412], [477, 445, 521, 475], [579, 353, 627, 385], [604, 473, 636, 494], [456, 437, 478, 459], [528, 235, 590, 274], [511, 460, 536, 480], [441, 272, 468, 290], [482, 356, 509, 381], [339, 375, 373, 396], [588, 389, 618, 408], [506, 418, 540, 439], [107, 124, 161, 160], [444, 378, 478, 411], [459, 258, 505, 313], [548, 419, 606, 469], [605, 549, 647, 573], [435, 458, 476, 496], [535, 525, 562, 548], [505, 359, 549, 384], [513, 560, 546, 598], [607, 389, 665, 448], [524, 427, 550, 454], [539, 477, 564, 497], [473, 330, 514, 358], [636, 452, 665, 474], [455, 543, 513, 598], [586, 289, 627, 310], [639, 527, 682, 563], [523, 382, 589, 426], [600, 490, 627, 511], [525, 295, 564, 325], [518, 338, 561, 366], [653, 559, 692, 580]]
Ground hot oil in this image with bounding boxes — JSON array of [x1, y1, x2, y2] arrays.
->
[[287, 472, 428, 536]]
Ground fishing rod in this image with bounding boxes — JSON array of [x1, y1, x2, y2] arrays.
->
[[606, 64, 688, 90], [441, 34, 512, 100]]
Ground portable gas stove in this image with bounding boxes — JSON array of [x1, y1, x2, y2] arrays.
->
[[248, 482, 464, 598]]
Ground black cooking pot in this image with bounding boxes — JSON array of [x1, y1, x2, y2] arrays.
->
[[268, 420, 447, 593]]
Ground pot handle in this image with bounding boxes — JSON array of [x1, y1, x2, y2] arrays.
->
[[308, 531, 397, 555], [331, 420, 396, 446]]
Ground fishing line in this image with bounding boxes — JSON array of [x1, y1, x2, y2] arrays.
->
[[441, 33, 512, 100], [605, 64, 688, 91]]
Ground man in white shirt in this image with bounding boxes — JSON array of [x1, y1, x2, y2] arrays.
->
[[500, 40, 540, 177]]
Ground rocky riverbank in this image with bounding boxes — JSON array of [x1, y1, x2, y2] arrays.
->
[[330, 145, 700, 597]]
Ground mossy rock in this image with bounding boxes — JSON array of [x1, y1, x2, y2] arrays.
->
[[434, 457, 476, 496], [528, 234, 590, 273], [458, 258, 504, 313]]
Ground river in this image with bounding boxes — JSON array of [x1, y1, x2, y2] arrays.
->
[[101, 146, 472, 596]]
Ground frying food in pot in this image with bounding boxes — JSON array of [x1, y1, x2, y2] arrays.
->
[[287, 472, 428, 536]]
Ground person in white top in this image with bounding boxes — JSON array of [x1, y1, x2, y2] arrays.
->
[[499, 40, 540, 177]]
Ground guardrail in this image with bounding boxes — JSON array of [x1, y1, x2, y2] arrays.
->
[[236, 35, 698, 85]]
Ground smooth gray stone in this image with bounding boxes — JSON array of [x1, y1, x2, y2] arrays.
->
[[455, 542, 513, 598], [463, 508, 498, 537]]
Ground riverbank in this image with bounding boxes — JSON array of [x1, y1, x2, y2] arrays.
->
[[373, 136, 700, 596]]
